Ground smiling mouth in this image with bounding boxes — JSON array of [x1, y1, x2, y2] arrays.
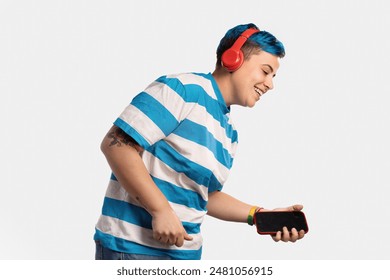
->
[[254, 86, 264, 97]]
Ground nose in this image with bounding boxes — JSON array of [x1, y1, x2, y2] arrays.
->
[[265, 76, 274, 91]]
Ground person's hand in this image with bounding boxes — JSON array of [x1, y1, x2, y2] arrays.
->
[[261, 204, 306, 243], [151, 207, 193, 247]]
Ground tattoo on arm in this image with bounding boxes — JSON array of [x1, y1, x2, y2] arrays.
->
[[107, 127, 143, 154]]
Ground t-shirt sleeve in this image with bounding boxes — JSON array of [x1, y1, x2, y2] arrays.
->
[[113, 76, 191, 149]]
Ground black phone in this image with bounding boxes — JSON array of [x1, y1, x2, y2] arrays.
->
[[254, 211, 309, 235]]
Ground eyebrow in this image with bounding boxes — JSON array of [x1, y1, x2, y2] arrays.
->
[[262, 64, 277, 77]]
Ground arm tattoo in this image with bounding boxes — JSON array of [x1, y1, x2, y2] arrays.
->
[[107, 127, 143, 154]]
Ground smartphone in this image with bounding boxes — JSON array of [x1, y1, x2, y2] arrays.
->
[[254, 211, 309, 235]]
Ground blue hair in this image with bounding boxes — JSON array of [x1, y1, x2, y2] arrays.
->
[[216, 23, 285, 67]]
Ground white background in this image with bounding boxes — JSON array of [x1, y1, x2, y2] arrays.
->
[[1, 0, 389, 260]]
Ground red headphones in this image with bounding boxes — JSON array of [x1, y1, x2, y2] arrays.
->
[[221, 28, 260, 72]]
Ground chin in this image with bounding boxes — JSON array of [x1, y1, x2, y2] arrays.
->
[[246, 101, 256, 108]]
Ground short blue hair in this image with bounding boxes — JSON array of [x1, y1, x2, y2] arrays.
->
[[216, 23, 285, 67]]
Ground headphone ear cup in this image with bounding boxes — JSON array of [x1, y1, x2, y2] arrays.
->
[[221, 48, 244, 72]]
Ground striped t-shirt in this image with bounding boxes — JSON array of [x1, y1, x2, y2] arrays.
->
[[94, 72, 238, 259]]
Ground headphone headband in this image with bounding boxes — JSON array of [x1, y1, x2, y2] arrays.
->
[[221, 28, 260, 72], [229, 28, 260, 53]]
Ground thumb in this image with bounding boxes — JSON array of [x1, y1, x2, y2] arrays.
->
[[291, 204, 303, 211], [184, 231, 193, 241]]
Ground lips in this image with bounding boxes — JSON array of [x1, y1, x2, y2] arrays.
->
[[254, 86, 264, 97]]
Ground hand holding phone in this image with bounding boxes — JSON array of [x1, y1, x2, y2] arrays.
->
[[254, 210, 309, 235]]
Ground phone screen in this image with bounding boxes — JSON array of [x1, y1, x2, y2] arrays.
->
[[254, 211, 309, 234]]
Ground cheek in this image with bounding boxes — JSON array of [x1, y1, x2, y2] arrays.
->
[[255, 72, 266, 82]]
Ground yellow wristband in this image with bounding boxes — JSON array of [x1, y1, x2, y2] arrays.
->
[[247, 206, 258, 226]]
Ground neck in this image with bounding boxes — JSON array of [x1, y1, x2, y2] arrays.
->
[[212, 68, 234, 107]]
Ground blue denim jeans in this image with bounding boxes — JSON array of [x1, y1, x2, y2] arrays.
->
[[95, 241, 172, 260]]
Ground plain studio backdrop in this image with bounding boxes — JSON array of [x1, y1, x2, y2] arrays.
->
[[1, 0, 389, 260]]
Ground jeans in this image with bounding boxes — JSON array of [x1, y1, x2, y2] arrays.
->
[[95, 241, 172, 260]]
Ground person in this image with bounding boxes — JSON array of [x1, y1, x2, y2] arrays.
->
[[94, 23, 305, 260]]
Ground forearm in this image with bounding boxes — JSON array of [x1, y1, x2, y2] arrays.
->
[[101, 126, 170, 216], [207, 191, 256, 223]]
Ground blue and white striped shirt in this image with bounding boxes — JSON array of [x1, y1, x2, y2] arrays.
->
[[94, 72, 238, 259]]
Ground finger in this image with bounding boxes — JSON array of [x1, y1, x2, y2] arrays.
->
[[184, 232, 193, 241], [153, 232, 164, 243], [175, 235, 184, 247], [167, 234, 178, 246], [174, 232, 185, 247], [298, 230, 305, 240], [292, 204, 303, 211], [159, 236, 169, 244], [168, 239, 177, 246], [282, 227, 290, 242], [154, 235, 165, 244], [272, 231, 281, 242], [155, 231, 170, 244], [176, 230, 192, 247], [290, 228, 299, 242]]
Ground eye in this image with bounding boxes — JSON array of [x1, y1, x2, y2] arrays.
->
[[262, 70, 269, 75]]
